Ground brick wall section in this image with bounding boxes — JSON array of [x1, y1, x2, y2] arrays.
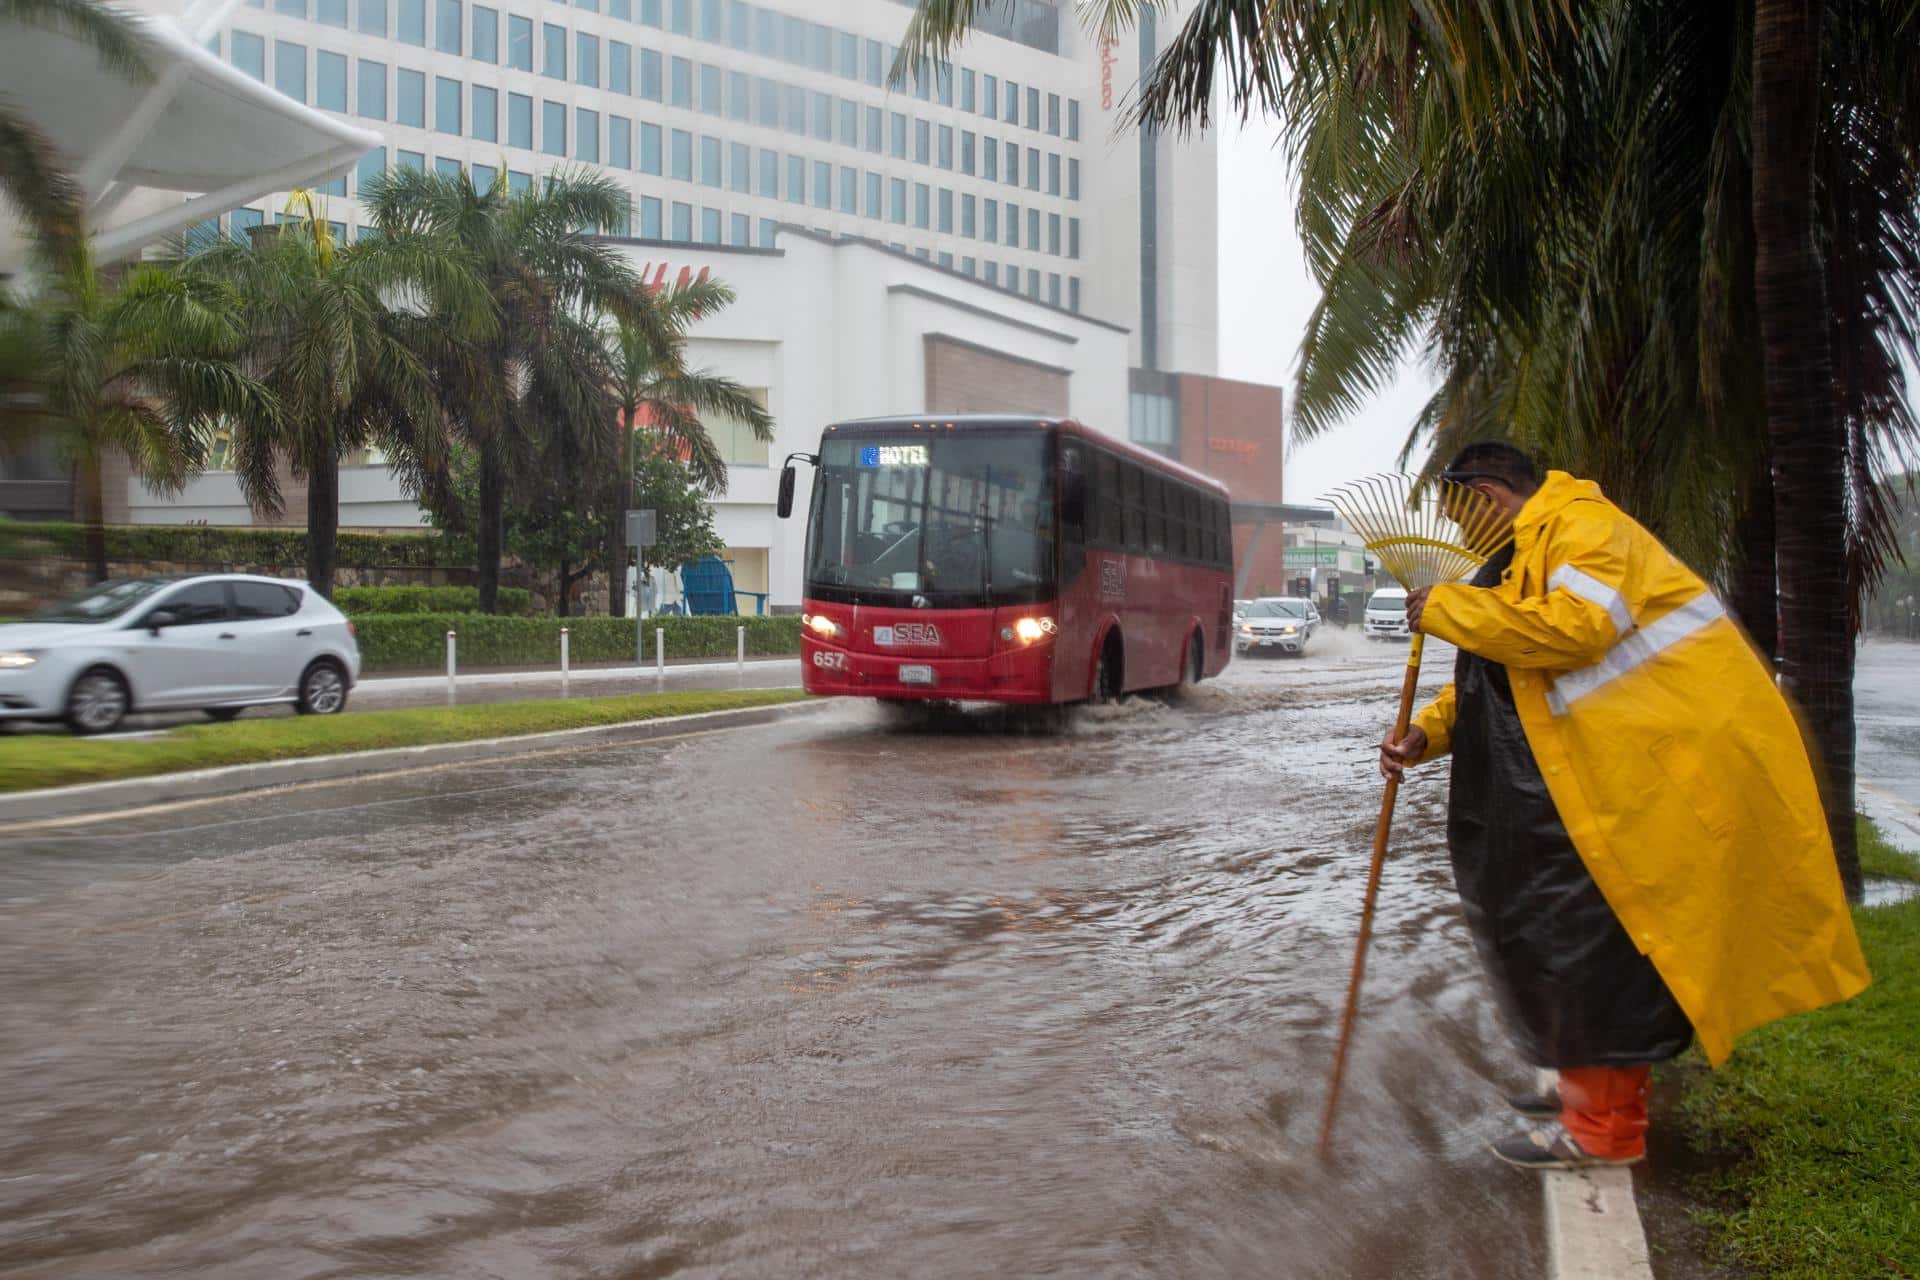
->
[[1173, 374, 1286, 503], [923, 334, 1071, 417]]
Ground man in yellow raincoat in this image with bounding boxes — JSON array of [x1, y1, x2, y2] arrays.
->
[[1379, 442, 1869, 1170]]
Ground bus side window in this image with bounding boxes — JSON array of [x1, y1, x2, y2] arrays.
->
[[1059, 441, 1087, 580], [1215, 497, 1231, 568], [1122, 463, 1144, 552], [1095, 452, 1121, 547], [1181, 487, 1200, 560]]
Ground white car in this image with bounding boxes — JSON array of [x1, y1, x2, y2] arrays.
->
[[1236, 598, 1315, 656], [0, 574, 362, 734], [1364, 587, 1411, 640]]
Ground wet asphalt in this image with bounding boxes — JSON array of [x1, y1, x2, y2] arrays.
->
[[16, 632, 1915, 1277]]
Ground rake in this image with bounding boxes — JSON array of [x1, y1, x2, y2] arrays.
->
[[1315, 474, 1515, 1158]]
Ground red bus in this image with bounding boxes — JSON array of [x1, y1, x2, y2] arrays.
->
[[776, 415, 1235, 704]]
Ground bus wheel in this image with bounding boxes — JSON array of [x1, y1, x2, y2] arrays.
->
[[1183, 632, 1204, 688], [1093, 635, 1123, 703]]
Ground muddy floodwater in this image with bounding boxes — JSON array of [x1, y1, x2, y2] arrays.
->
[[2, 634, 1560, 1278]]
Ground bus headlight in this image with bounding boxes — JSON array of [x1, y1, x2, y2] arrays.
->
[[803, 613, 841, 640], [1002, 616, 1056, 645]]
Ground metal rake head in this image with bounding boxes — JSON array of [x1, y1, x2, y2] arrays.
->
[[1324, 474, 1515, 592]]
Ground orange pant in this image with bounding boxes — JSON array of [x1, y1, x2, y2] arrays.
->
[[1558, 1066, 1651, 1159]]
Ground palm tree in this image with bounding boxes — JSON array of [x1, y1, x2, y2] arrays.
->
[[604, 283, 772, 616], [1, 0, 151, 263], [363, 165, 657, 613], [188, 198, 493, 596], [0, 246, 273, 581]]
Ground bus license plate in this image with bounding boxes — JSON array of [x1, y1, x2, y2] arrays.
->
[[898, 664, 935, 686]]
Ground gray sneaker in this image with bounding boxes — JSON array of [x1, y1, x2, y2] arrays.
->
[[1490, 1123, 1644, 1170]]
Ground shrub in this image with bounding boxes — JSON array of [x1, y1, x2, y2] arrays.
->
[[353, 612, 802, 671], [334, 585, 531, 616], [0, 519, 460, 569]]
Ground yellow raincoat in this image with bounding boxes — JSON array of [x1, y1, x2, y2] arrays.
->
[[1411, 471, 1869, 1065]]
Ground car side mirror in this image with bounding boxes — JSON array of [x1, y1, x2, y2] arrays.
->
[[776, 463, 797, 520], [145, 609, 179, 634]]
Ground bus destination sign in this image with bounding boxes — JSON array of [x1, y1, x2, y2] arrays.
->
[[859, 444, 929, 468]]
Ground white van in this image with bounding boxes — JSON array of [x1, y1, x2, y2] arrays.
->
[[1364, 587, 1410, 640]]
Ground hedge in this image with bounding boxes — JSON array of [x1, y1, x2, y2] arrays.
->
[[0, 519, 460, 569], [354, 612, 802, 670], [335, 585, 531, 616]]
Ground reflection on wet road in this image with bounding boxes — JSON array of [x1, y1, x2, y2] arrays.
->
[[0, 632, 1551, 1279]]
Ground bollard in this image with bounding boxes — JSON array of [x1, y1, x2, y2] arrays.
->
[[446, 630, 457, 703], [655, 627, 665, 681], [560, 626, 570, 679], [737, 624, 745, 674]]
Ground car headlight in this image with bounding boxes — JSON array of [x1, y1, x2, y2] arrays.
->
[[1281, 625, 1297, 635], [1237, 624, 1254, 635], [0, 651, 37, 669], [803, 613, 841, 640]]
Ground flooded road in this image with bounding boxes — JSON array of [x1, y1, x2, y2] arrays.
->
[[0, 633, 1551, 1279]]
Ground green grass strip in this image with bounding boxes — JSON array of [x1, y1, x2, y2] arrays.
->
[[1858, 814, 1920, 883], [0, 688, 811, 793], [1671, 818, 1920, 1277]]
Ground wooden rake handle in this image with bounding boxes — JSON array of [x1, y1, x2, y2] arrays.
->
[[1318, 632, 1426, 1158]]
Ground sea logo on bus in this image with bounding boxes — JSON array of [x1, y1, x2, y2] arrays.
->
[[859, 444, 930, 468], [875, 622, 941, 646], [1100, 559, 1125, 601]]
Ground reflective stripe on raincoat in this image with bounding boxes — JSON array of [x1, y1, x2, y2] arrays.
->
[[1410, 471, 1869, 1066]]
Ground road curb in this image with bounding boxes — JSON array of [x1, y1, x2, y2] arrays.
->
[[1532, 1069, 1656, 1280], [0, 699, 826, 828]]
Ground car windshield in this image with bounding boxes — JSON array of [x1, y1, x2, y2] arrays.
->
[[1367, 593, 1406, 612], [1246, 600, 1307, 619], [806, 431, 1053, 606], [31, 578, 175, 624]]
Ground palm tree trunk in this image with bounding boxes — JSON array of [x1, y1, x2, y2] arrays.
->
[[556, 556, 571, 617], [1752, 0, 1861, 900], [606, 508, 628, 618], [477, 436, 504, 614], [79, 453, 108, 584], [1730, 457, 1779, 664], [306, 448, 339, 598]]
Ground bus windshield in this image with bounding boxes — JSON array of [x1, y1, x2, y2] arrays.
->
[[806, 431, 1053, 606]]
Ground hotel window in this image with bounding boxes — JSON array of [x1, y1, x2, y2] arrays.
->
[[274, 42, 307, 103], [938, 125, 952, 170], [729, 70, 750, 121], [811, 91, 831, 141], [578, 0, 597, 12], [838, 98, 858, 147], [983, 73, 998, 120], [960, 130, 975, 175], [576, 33, 598, 87], [435, 156, 462, 180], [508, 168, 530, 193], [318, 0, 347, 25], [1028, 207, 1040, 248], [435, 0, 461, 54], [610, 0, 628, 17], [984, 261, 998, 286], [725, 0, 748, 48], [640, 195, 661, 237], [1005, 141, 1018, 186], [1048, 212, 1061, 255], [960, 67, 975, 113], [961, 193, 975, 237], [1027, 268, 1040, 299], [701, 207, 721, 243], [507, 14, 531, 70], [671, 200, 692, 240], [864, 170, 881, 218], [731, 212, 750, 246], [983, 198, 997, 242], [889, 112, 906, 159], [838, 165, 856, 213], [812, 159, 830, 209], [640, 122, 661, 173], [1048, 153, 1061, 196], [700, 135, 721, 186], [1028, 87, 1041, 131], [781, 15, 803, 64], [397, 148, 424, 170], [914, 118, 929, 164], [754, 76, 779, 129], [889, 177, 906, 224], [609, 41, 631, 94], [508, 92, 532, 147], [610, 115, 632, 167], [937, 63, 953, 107], [864, 37, 882, 87], [757, 148, 778, 197], [435, 75, 460, 134], [939, 251, 953, 269], [667, 57, 689, 108], [911, 61, 930, 102], [354, 147, 384, 193], [640, 0, 661, 26], [1068, 100, 1080, 141], [670, 128, 691, 179], [542, 24, 565, 79], [472, 5, 497, 61], [1069, 217, 1079, 259], [577, 108, 599, 161], [785, 154, 804, 203], [669, 0, 689, 34], [1069, 157, 1080, 200], [711, 387, 769, 464], [398, 0, 425, 44], [357, 0, 387, 35], [1069, 277, 1080, 311], [396, 68, 424, 126], [864, 106, 882, 154], [759, 218, 776, 247], [783, 84, 804, 134], [1048, 272, 1061, 306], [641, 50, 663, 100], [809, 21, 830, 72], [698, 0, 719, 39], [1006, 202, 1019, 246], [730, 140, 750, 192], [837, 30, 858, 79], [1004, 79, 1018, 124], [937, 187, 952, 233], [1027, 147, 1040, 191], [983, 135, 997, 181], [1047, 93, 1061, 137], [961, 255, 975, 276], [701, 64, 722, 114], [752, 6, 773, 54], [542, 100, 566, 154], [317, 51, 347, 111], [913, 182, 929, 229]]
